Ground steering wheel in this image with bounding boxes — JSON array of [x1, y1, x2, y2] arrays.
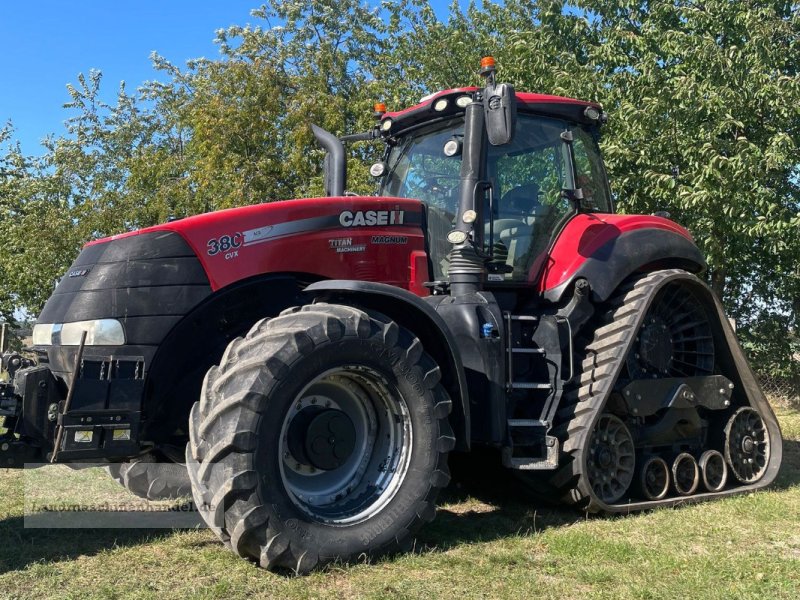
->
[[421, 175, 460, 200]]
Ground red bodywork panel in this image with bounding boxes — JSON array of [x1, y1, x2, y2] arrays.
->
[[538, 213, 694, 293], [88, 201, 693, 301], [88, 197, 429, 293]]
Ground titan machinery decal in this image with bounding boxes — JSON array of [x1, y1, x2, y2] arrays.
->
[[329, 238, 366, 253], [339, 209, 405, 227]]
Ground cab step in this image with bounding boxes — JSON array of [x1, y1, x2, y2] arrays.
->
[[501, 419, 560, 470]]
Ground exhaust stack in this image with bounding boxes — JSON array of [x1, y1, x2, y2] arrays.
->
[[312, 124, 346, 197]]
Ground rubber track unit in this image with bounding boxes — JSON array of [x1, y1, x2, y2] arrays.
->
[[106, 455, 192, 500], [185, 303, 454, 573], [546, 269, 783, 513]]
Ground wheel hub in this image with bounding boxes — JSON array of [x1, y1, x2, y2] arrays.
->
[[638, 318, 673, 373], [303, 409, 356, 471], [597, 447, 613, 469], [279, 368, 413, 524]]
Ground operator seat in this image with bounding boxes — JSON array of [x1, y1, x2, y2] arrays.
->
[[495, 183, 539, 271]]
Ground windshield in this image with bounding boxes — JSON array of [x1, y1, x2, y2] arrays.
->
[[382, 118, 464, 216], [380, 114, 611, 282]]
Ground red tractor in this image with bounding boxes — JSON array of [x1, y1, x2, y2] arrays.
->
[[1, 58, 782, 572]]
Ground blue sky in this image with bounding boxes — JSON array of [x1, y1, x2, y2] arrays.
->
[[0, 1, 455, 156]]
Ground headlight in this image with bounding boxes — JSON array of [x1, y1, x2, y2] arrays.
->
[[443, 138, 462, 157], [455, 95, 472, 108], [33, 319, 125, 346], [447, 230, 468, 244], [584, 106, 601, 121], [32, 323, 55, 346], [369, 162, 386, 177]]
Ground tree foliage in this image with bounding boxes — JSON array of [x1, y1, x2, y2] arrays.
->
[[0, 0, 798, 378]]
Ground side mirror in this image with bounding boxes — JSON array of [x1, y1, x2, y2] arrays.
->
[[483, 81, 516, 146]]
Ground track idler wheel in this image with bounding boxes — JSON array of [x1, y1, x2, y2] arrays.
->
[[725, 407, 770, 483], [672, 453, 700, 496], [587, 414, 635, 503], [635, 456, 670, 500], [698, 449, 728, 492]]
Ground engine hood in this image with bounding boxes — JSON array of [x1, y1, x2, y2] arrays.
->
[[88, 196, 427, 290]]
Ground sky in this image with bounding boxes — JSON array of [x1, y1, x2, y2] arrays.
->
[[0, 1, 455, 157]]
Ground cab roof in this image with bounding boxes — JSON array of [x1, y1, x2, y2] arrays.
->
[[380, 87, 602, 135]]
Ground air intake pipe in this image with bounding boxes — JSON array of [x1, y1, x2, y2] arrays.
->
[[312, 124, 346, 197], [448, 100, 488, 297]]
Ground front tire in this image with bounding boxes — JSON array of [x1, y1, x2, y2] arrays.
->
[[106, 454, 191, 500], [186, 303, 454, 573]]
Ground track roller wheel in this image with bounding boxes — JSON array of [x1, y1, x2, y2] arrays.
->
[[186, 303, 454, 573], [698, 449, 728, 492], [586, 414, 635, 504], [671, 453, 700, 496], [635, 456, 670, 500], [724, 407, 770, 483]]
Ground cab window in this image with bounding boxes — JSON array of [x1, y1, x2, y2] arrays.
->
[[486, 115, 610, 283]]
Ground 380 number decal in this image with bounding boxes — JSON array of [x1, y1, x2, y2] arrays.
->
[[207, 232, 243, 256]]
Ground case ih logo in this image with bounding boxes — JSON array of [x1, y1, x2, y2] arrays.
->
[[67, 268, 91, 278], [339, 209, 405, 227]]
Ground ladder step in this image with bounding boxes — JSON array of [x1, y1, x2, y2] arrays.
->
[[511, 348, 545, 354], [508, 419, 548, 428], [510, 382, 552, 390], [502, 436, 560, 470]]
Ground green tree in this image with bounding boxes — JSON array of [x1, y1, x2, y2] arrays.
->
[[146, 0, 388, 206], [0, 0, 797, 381], [577, 0, 800, 378], [380, 1, 799, 378]]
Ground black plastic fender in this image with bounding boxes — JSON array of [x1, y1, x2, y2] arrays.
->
[[305, 280, 471, 451], [143, 274, 307, 442], [543, 228, 707, 303]]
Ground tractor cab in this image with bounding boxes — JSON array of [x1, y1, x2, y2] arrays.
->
[[377, 107, 613, 285], [315, 57, 614, 294]]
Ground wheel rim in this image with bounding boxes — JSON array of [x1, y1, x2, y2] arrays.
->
[[699, 449, 728, 492], [278, 366, 412, 524], [724, 407, 770, 483], [627, 283, 714, 379], [638, 456, 670, 500], [587, 414, 635, 503], [672, 453, 700, 495]]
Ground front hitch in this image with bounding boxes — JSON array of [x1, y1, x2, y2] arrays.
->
[[0, 351, 51, 467]]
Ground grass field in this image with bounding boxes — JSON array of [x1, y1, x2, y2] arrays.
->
[[0, 407, 797, 600]]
